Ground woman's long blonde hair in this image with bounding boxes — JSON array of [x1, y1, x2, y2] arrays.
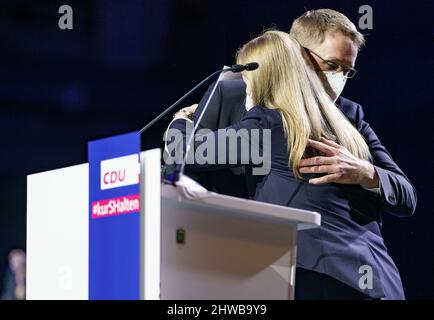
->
[[236, 30, 370, 177]]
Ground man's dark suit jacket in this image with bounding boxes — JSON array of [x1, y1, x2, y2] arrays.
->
[[180, 78, 417, 299]]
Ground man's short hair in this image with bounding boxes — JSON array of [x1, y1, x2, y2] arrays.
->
[[289, 9, 365, 49]]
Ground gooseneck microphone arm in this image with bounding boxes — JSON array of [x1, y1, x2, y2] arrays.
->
[[139, 68, 223, 134], [138, 63, 258, 134]]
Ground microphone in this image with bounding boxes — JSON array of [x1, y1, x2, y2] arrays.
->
[[173, 62, 259, 184], [229, 62, 259, 73], [139, 63, 258, 134]]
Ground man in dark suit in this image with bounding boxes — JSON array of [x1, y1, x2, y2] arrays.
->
[[177, 9, 417, 299]]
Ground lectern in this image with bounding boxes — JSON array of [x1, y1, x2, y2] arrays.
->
[[26, 148, 321, 300]]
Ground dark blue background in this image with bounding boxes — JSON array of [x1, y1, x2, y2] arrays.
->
[[0, 0, 432, 299]]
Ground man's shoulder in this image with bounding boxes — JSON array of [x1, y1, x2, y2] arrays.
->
[[218, 78, 246, 93], [217, 79, 247, 121]]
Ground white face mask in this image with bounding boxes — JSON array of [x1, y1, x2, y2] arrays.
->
[[245, 93, 254, 111], [322, 71, 348, 102]]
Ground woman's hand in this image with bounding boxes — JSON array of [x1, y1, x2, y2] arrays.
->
[[174, 104, 198, 120]]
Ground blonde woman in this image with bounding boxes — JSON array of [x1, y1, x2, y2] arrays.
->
[[167, 30, 405, 300]]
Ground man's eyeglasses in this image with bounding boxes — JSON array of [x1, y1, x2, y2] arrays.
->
[[303, 47, 357, 79]]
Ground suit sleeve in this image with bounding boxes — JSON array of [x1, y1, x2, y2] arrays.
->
[[166, 108, 269, 172], [354, 104, 417, 217], [193, 81, 222, 131]]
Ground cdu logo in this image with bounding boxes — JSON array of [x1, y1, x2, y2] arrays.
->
[[100, 154, 140, 190]]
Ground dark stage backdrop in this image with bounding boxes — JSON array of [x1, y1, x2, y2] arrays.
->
[[0, 0, 432, 299]]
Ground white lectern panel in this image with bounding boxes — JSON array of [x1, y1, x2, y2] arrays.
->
[[27, 164, 89, 300], [160, 185, 320, 300]]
